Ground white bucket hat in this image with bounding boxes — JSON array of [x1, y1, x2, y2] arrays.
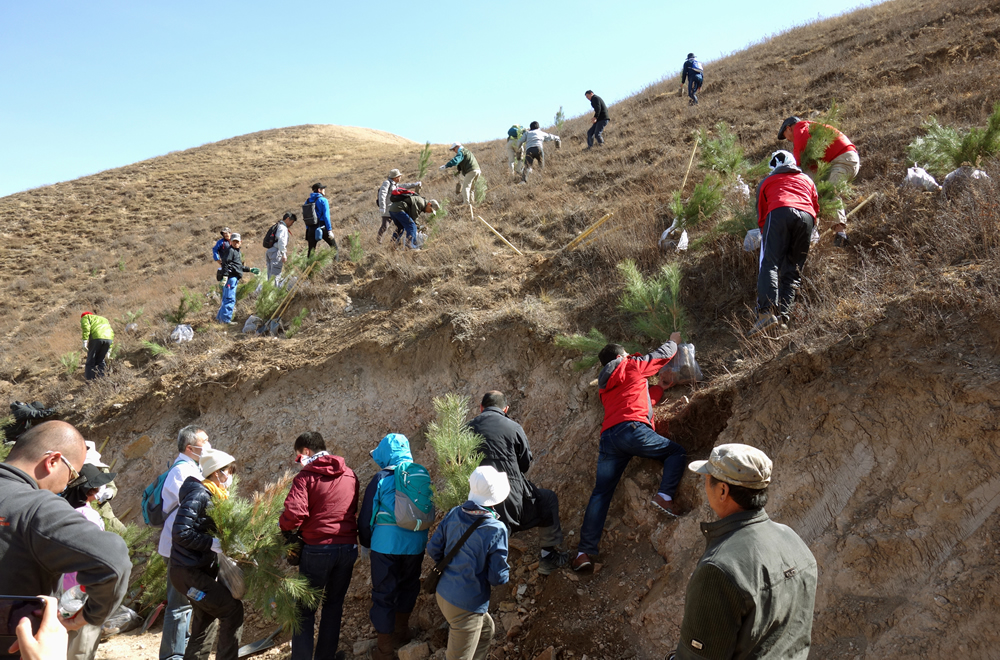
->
[[84, 440, 109, 468], [468, 465, 510, 507], [450, 142, 462, 150]]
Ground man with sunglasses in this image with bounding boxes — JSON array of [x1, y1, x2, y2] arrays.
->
[[0, 421, 131, 660]]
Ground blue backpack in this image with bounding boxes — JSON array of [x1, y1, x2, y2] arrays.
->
[[373, 461, 436, 531], [689, 59, 704, 74], [141, 459, 183, 527]]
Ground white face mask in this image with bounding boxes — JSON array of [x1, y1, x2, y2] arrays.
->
[[219, 473, 233, 489]]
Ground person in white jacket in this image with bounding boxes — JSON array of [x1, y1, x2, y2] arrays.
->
[[516, 122, 561, 183], [265, 213, 296, 280], [377, 170, 421, 243]]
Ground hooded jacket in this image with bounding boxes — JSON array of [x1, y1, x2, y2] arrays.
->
[[0, 463, 131, 649], [358, 434, 429, 555], [280, 453, 359, 545], [755, 165, 820, 229], [306, 191, 332, 232], [170, 476, 218, 570], [219, 245, 251, 281], [427, 501, 509, 614], [212, 237, 230, 262], [443, 147, 481, 175], [468, 407, 533, 531], [788, 120, 856, 166], [598, 340, 677, 433], [80, 314, 114, 342]]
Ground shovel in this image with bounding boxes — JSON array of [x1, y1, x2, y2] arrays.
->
[[238, 626, 284, 658]]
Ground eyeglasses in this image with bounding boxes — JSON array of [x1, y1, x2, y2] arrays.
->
[[45, 451, 83, 486]]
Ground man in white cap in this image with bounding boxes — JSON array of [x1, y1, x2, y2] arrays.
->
[[440, 143, 481, 207], [674, 444, 817, 660], [427, 465, 510, 660], [377, 170, 421, 244]]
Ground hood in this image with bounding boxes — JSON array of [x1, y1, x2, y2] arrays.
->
[[371, 433, 412, 469], [598, 355, 628, 390], [770, 164, 803, 176], [307, 192, 324, 203], [301, 453, 348, 477]]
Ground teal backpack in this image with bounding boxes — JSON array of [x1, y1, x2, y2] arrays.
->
[[373, 461, 435, 531]]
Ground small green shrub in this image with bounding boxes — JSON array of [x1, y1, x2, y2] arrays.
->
[[554, 106, 566, 133], [347, 231, 364, 262], [286, 246, 337, 278], [118, 258, 126, 272], [119, 308, 143, 324], [716, 202, 759, 237], [60, 352, 80, 375], [426, 394, 483, 511], [417, 141, 434, 179], [474, 174, 488, 205], [670, 173, 725, 228], [141, 341, 172, 357], [253, 276, 286, 319], [907, 102, 1000, 177], [555, 328, 608, 371], [163, 288, 203, 324], [285, 307, 309, 338], [618, 260, 687, 342]]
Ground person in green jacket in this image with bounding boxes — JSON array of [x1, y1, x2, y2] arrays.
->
[[674, 444, 817, 660], [80, 312, 114, 381], [440, 143, 482, 207]]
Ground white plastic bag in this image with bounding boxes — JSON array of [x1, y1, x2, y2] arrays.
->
[[217, 553, 246, 600], [242, 315, 263, 334], [658, 343, 703, 387], [676, 230, 689, 251], [170, 324, 194, 344], [810, 227, 820, 244], [903, 164, 941, 191], [944, 166, 989, 185], [733, 175, 751, 200], [743, 228, 761, 252], [101, 605, 142, 637]]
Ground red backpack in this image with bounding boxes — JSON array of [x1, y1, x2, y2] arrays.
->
[[390, 188, 418, 205]]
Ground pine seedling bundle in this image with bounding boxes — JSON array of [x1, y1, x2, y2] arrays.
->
[[907, 102, 1000, 178], [426, 394, 483, 511], [209, 475, 321, 633], [617, 260, 687, 342], [555, 328, 642, 370]]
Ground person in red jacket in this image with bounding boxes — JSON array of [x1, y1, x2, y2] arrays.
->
[[280, 432, 359, 660], [749, 150, 820, 337], [572, 332, 687, 572], [778, 116, 859, 244]]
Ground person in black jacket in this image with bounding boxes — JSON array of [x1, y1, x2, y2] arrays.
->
[[169, 448, 242, 660], [468, 391, 569, 575], [584, 90, 610, 149], [216, 233, 260, 324]]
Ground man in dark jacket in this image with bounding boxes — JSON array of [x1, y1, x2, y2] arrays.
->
[[676, 444, 817, 659], [469, 391, 568, 575], [216, 233, 260, 324], [585, 90, 610, 149], [3, 400, 55, 443], [304, 183, 339, 258], [748, 150, 820, 336], [388, 193, 439, 251], [680, 53, 704, 105], [0, 421, 131, 660], [280, 432, 359, 660], [573, 335, 687, 572]]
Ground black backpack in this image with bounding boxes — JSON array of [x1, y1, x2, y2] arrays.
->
[[263, 223, 280, 249], [302, 202, 318, 226]]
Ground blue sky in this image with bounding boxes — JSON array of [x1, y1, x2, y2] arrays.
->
[[0, 0, 872, 197]]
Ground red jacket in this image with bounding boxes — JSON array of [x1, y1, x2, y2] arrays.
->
[[598, 341, 676, 433], [756, 168, 820, 229], [279, 454, 359, 545], [790, 121, 856, 166]]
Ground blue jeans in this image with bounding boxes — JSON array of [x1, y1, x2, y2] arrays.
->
[[688, 74, 703, 103], [577, 421, 686, 555], [370, 551, 423, 634], [158, 571, 191, 660], [216, 276, 238, 323], [389, 211, 418, 248], [292, 543, 358, 660], [587, 119, 609, 147]]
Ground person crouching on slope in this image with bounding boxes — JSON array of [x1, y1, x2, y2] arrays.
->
[[377, 170, 422, 244], [516, 121, 561, 184], [388, 192, 439, 251], [359, 434, 429, 660], [440, 143, 481, 208], [748, 150, 820, 337], [216, 233, 260, 324], [80, 311, 114, 380]]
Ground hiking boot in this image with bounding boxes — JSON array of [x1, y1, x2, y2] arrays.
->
[[371, 633, 394, 660], [393, 612, 413, 647], [652, 494, 682, 518], [571, 552, 594, 573], [746, 313, 779, 337], [538, 550, 570, 575]]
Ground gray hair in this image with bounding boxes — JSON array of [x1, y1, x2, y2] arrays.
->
[[177, 425, 206, 453]]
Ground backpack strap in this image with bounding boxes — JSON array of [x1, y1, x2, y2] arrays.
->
[[162, 458, 187, 515], [433, 516, 487, 575]]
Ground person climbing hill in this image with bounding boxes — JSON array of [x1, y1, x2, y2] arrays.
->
[[388, 191, 439, 251], [680, 53, 704, 105], [506, 125, 526, 176], [303, 183, 339, 258], [440, 144, 481, 208], [515, 121, 561, 183], [584, 91, 609, 149], [80, 311, 114, 381], [377, 170, 421, 244]]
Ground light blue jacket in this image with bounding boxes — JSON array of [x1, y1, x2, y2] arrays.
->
[[427, 501, 509, 613], [306, 192, 332, 232], [359, 434, 428, 556]]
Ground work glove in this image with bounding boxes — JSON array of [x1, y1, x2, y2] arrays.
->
[[439, 165, 446, 170], [249, 267, 261, 275], [555, 139, 562, 150], [83, 340, 88, 350], [211, 538, 223, 554], [834, 232, 850, 248]]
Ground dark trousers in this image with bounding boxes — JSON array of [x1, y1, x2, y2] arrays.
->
[[292, 543, 358, 660], [85, 339, 112, 380], [578, 421, 686, 555], [757, 206, 815, 320], [522, 147, 544, 182], [687, 74, 703, 103], [377, 216, 393, 242], [518, 484, 563, 549], [306, 225, 337, 257], [389, 211, 418, 248], [169, 564, 244, 660], [587, 119, 609, 147], [370, 552, 423, 634]]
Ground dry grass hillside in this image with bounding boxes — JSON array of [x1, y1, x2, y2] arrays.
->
[[4, 0, 1000, 658]]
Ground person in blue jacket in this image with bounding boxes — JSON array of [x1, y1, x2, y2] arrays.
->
[[359, 434, 428, 660], [427, 466, 510, 660], [680, 53, 704, 105], [212, 228, 231, 262], [304, 183, 339, 258]]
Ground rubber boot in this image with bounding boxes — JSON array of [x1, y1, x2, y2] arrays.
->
[[393, 611, 413, 647], [371, 633, 395, 660]]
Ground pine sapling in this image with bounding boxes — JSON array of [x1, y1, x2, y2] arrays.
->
[[555, 328, 641, 370], [554, 106, 566, 133], [426, 394, 483, 511], [417, 141, 434, 179], [617, 260, 687, 342], [254, 275, 287, 319], [670, 174, 725, 228]]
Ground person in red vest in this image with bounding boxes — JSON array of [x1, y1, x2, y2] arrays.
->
[[778, 116, 859, 245], [748, 150, 820, 336]]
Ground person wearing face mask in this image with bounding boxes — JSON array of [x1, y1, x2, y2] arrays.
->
[[157, 426, 211, 660], [170, 447, 242, 660], [83, 440, 126, 535], [0, 422, 131, 660], [62, 463, 119, 660]]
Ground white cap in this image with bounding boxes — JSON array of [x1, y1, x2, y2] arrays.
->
[[229, 232, 241, 242], [84, 440, 109, 468], [468, 465, 510, 507]]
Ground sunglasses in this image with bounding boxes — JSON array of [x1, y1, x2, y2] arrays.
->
[[46, 451, 84, 486]]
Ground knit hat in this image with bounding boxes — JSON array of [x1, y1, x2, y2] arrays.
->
[[468, 465, 510, 507], [200, 448, 236, 478], [688, 444, 772, 489], [388, 169, 402, 179], [229, 232, 241, 242], [84, 440, 109, 468]]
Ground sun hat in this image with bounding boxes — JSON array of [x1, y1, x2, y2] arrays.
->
[[388, 169, 402, 179], [84, 440, 109, 468], [468, 465, 511, 507], [688, 443, 772, 489]]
